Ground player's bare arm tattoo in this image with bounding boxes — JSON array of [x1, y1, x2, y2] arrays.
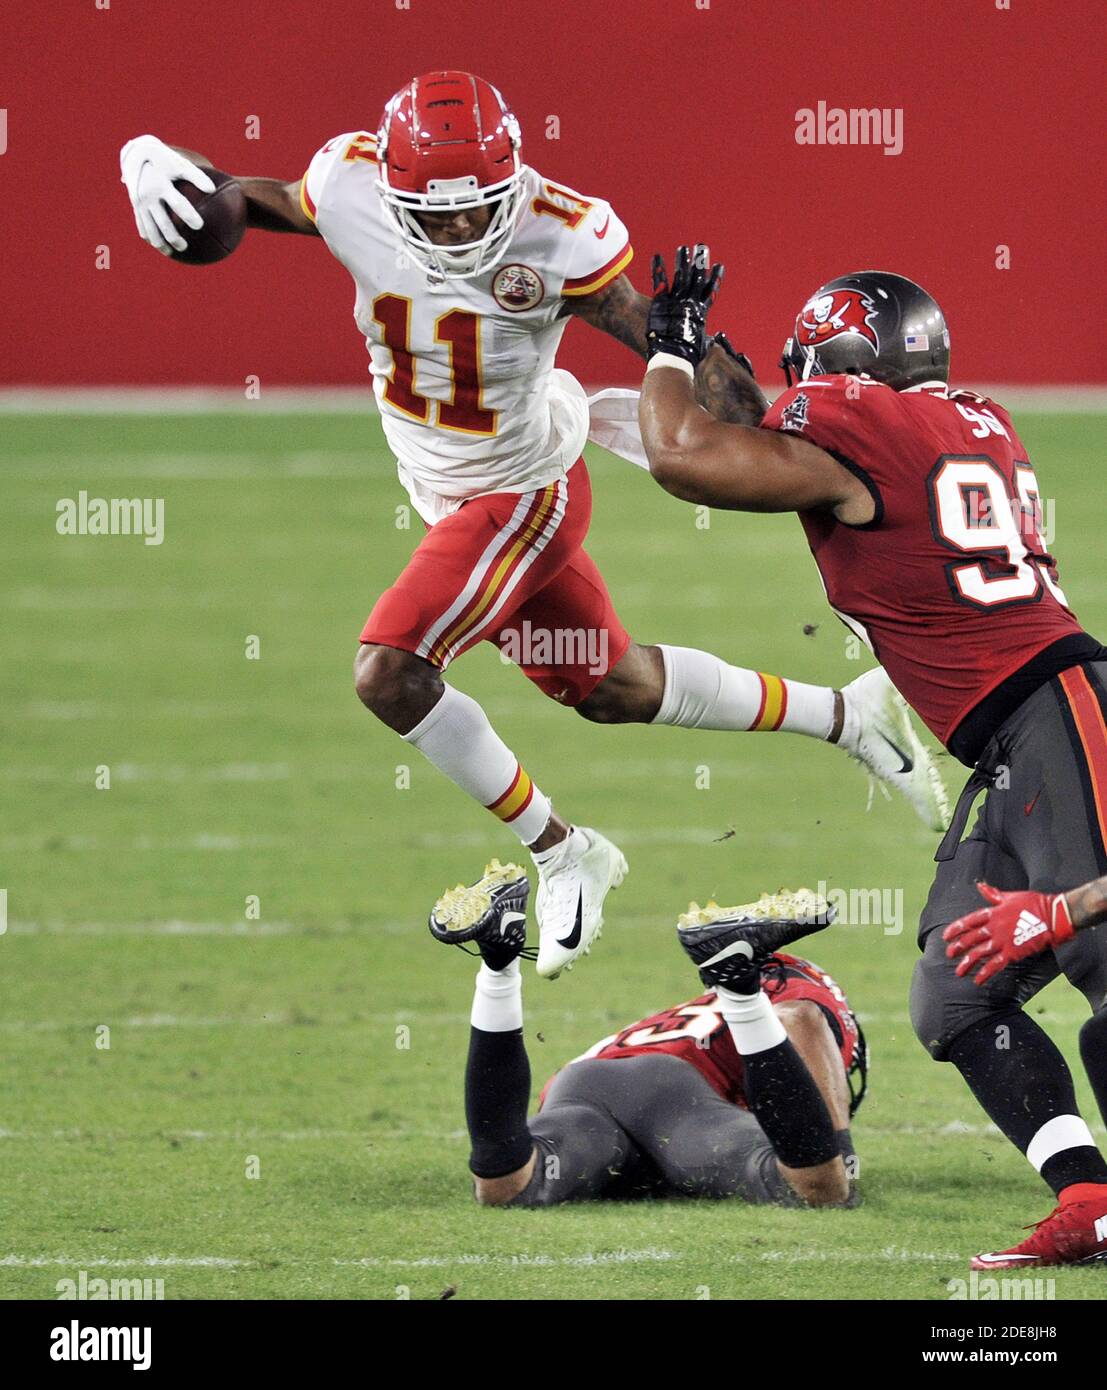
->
[[694, 344, 770, 426], [169, 147, 317, 235], [562, 274, 649, 357], [1064, 873, 1107, 930]]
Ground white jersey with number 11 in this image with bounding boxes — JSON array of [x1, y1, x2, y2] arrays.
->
[[301, 131, 632, 522]]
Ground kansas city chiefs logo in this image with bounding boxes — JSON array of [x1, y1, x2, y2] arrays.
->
[[796, 289, 879, 354], [492, 263, 545, 313]]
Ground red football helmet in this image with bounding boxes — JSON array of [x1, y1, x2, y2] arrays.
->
[[376, 71, 524, 280]]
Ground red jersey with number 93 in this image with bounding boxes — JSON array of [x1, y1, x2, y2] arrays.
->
[[760, 377, 1082, 750]]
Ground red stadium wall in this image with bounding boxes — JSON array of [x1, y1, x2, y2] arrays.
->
[[3, 0, 1105, 387]]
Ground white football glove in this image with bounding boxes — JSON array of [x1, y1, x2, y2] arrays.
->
[[120, 134, 215, 256]]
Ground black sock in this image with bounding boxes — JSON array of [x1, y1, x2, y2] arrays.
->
[[742, 1039, 839, 1168], [1079, 1005, 1107, 1131], [947, 1011, 1107, 1195], [464, 1026, 534, 1179]]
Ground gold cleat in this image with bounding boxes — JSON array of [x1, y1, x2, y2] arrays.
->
[[428, 860, 533, 968], [677, 887, 835, 992], [678, 888, 831, 931]]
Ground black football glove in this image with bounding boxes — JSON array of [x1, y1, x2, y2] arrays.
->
[[646, 244, 724, 367], [711, 332, 756, 379]]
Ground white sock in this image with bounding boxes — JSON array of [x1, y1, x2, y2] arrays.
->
[[470, 959, 523, 1032], [716, 986, 788, 1055], [1026, 1114, 1098, 1173], [403, 684, 552, 845], [651, 644, 835, 738]]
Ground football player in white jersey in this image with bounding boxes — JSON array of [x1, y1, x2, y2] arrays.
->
[[120, 71, 947, 979]]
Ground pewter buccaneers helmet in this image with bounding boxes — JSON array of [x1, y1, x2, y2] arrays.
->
[[781, 270, 950, 390], [375, 71, 525, 280]]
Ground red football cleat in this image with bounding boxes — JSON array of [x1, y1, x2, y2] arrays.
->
[[971, 1183, 1107, 1269]]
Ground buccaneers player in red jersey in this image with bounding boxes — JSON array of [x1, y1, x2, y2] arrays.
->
[[636, 249, 1107, 1269], [429, 864, 863, 1208]]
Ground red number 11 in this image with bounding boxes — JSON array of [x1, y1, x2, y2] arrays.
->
[[372, 295, 498, 437]]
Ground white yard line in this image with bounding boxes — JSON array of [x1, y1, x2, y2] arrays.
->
[[15, 700, 263, 720], [0, 833, 286, 852], [2, 1118, 1099, 1141], [0, 1014, 292, 1033], [0, 1247, 976, 1271], [0, 389, 382, 413], [0, 987, 1091, 1033], [6, 920, 310, 937], [3, 1250, 678, 1271], [413, 827, 810, 848], [6, 591, 333, 611], [1, 759, 760, 783], [335, 1249, 680, 1268], [0, 1255, 246, 1268], [0, 1127, 397, 1142], [5, 763, 292, 783], [0, 450, 382, 479], [747, 1248, 965, 1264]]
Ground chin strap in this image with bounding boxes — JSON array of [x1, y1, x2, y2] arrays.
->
[[780, 338, 818, 388]]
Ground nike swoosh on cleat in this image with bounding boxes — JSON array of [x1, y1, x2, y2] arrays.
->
[[557, 890, 584, 950], [499, 910, 526, 940], [876, 731, 913, 774], [702, 940, 754, 967]]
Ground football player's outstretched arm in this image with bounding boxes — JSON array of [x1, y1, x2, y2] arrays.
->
[[639, 246, 873, 520], [640, 363, 872, 519], [563, 273, 651, 357], [173, 145, 318, 234], [167, 146, 318, 236], [564, 268, 781, 422], [120, 134, 318, 256]]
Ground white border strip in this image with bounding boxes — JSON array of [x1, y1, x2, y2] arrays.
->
[[1, 385, 1106, 413], [0, 387, 381, 413]]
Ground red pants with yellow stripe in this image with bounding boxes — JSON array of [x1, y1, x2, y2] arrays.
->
[[360, 459, 631, 707]]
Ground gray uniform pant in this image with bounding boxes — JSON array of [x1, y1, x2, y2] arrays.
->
[[912, 663, 1107, 1059], [511, 1053, 795, 1208]]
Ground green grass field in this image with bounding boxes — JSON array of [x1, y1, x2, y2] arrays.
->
[[3, 408, 1106, 1301]]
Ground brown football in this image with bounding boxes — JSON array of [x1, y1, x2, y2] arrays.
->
[[168, 168, 247, 265]]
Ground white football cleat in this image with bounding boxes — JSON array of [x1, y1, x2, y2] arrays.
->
[[533, 826, 628, 979], [838, 667, 950, 832]]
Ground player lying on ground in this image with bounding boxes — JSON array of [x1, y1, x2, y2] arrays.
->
[[430, 864, 864, 1207], [120, 72, 946, 981], [634, 248, 1107, 1268]]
